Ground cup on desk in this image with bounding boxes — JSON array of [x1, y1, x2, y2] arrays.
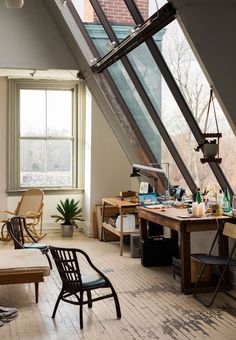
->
[[198, 202, 205, 217], [211, 203, 223, 216], [192, 202, 205, 217], [192, 202, 199, 217]]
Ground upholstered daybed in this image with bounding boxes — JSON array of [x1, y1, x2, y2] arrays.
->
[[0, 249, 50, 303]]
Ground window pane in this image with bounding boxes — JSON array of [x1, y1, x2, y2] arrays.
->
[[47, 90, 72, 137], [109, 61, 162, 161], [75, 0, 138, 43], [20, 140, 46, 187], [20, 90, 46, 137], [46, 140, 72, 187], [159, 20, 236, 193]]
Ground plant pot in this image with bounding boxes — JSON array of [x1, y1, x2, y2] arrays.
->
[[202, 143, 218, 157], [61, 224, 74, 237]]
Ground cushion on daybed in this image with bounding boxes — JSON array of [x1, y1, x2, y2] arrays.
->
[[0, 249, 50, 276]]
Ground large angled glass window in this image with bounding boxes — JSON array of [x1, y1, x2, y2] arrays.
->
[[71, 0, 193, 193], [71, 0, 236, 195], [85, 21, 192, 191]]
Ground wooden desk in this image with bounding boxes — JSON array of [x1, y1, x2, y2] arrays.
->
[[138, 206, 231, 294], [101, 198, 138, 256]]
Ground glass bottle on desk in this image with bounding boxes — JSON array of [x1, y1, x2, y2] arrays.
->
[[218, 189, 224, 207], [195, 188, 203, 204], [223, 188, 231, 212]]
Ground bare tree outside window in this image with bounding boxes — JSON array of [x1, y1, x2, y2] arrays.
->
[[161, 21, 236, 193]]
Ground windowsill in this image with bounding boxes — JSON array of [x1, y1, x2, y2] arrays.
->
[[7, 188, 84, 196]]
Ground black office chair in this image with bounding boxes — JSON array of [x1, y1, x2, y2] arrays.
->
[[7, 216, 52, 269], [192, 222, 236, 307], [49, 246, 121, 329]]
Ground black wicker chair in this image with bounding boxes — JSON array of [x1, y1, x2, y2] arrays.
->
[[49, 246, 121, 329], [7, 216, 52, 269]]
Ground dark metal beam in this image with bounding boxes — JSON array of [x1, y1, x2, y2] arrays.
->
[[124, 0, 233, 195], [91, 2, 176, 73], [89, 0, 197, 192]]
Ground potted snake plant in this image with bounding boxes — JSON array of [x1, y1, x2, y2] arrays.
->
[[51, 198, 83, 237]]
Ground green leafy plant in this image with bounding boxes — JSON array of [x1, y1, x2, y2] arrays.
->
[[51, 198, 83, 227], [194, 139, 216, 152]]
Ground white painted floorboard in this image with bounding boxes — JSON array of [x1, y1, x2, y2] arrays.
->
[[0, 233, 235, 340]]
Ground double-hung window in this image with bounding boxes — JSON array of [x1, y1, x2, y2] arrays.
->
[[8, 79, 84, 191]]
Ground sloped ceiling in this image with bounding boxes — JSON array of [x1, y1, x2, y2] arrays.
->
[[0, 0, 78, 70], [171, 0, 236, 136]]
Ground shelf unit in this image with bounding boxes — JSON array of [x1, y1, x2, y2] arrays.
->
[[101, 198, 139, 256]]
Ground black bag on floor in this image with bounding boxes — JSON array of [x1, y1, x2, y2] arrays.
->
[[141, 236, 178, 267], [148, 221, 164, 236]]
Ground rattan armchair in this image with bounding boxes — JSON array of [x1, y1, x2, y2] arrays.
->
[[0, 188, 46, 241], [7, 216, 52, 270]]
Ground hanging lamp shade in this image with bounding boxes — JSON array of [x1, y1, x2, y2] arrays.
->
[[5, 0, 24, 8]]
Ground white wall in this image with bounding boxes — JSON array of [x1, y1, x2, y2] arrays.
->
[[0, 78, 7, 210], [84, 88, 132, 236], [0, 0, 77, 70]]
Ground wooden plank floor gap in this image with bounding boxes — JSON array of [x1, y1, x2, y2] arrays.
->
[[0, 233, 235, 340]]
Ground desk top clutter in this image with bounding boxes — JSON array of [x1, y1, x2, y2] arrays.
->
[[114, 185, 236, 219]]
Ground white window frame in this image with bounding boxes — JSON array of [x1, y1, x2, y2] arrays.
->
[[8, 79, 85, 192]]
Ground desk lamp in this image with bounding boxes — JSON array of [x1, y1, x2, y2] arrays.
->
[[130, 164, 165, 193]]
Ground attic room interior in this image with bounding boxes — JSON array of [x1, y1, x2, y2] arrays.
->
[[0, 0, 236, 339]]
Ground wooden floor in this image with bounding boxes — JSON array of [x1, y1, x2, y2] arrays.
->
[[0, 233, 235, 340]]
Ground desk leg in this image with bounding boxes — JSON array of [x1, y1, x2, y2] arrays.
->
[[180, 227, 191, 294], [35, 282, 39, 303], [219, 221, 229, 258], [139, 218, 148, 240], [219, 221, 229, 284], [101, 202, 106, 241]]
